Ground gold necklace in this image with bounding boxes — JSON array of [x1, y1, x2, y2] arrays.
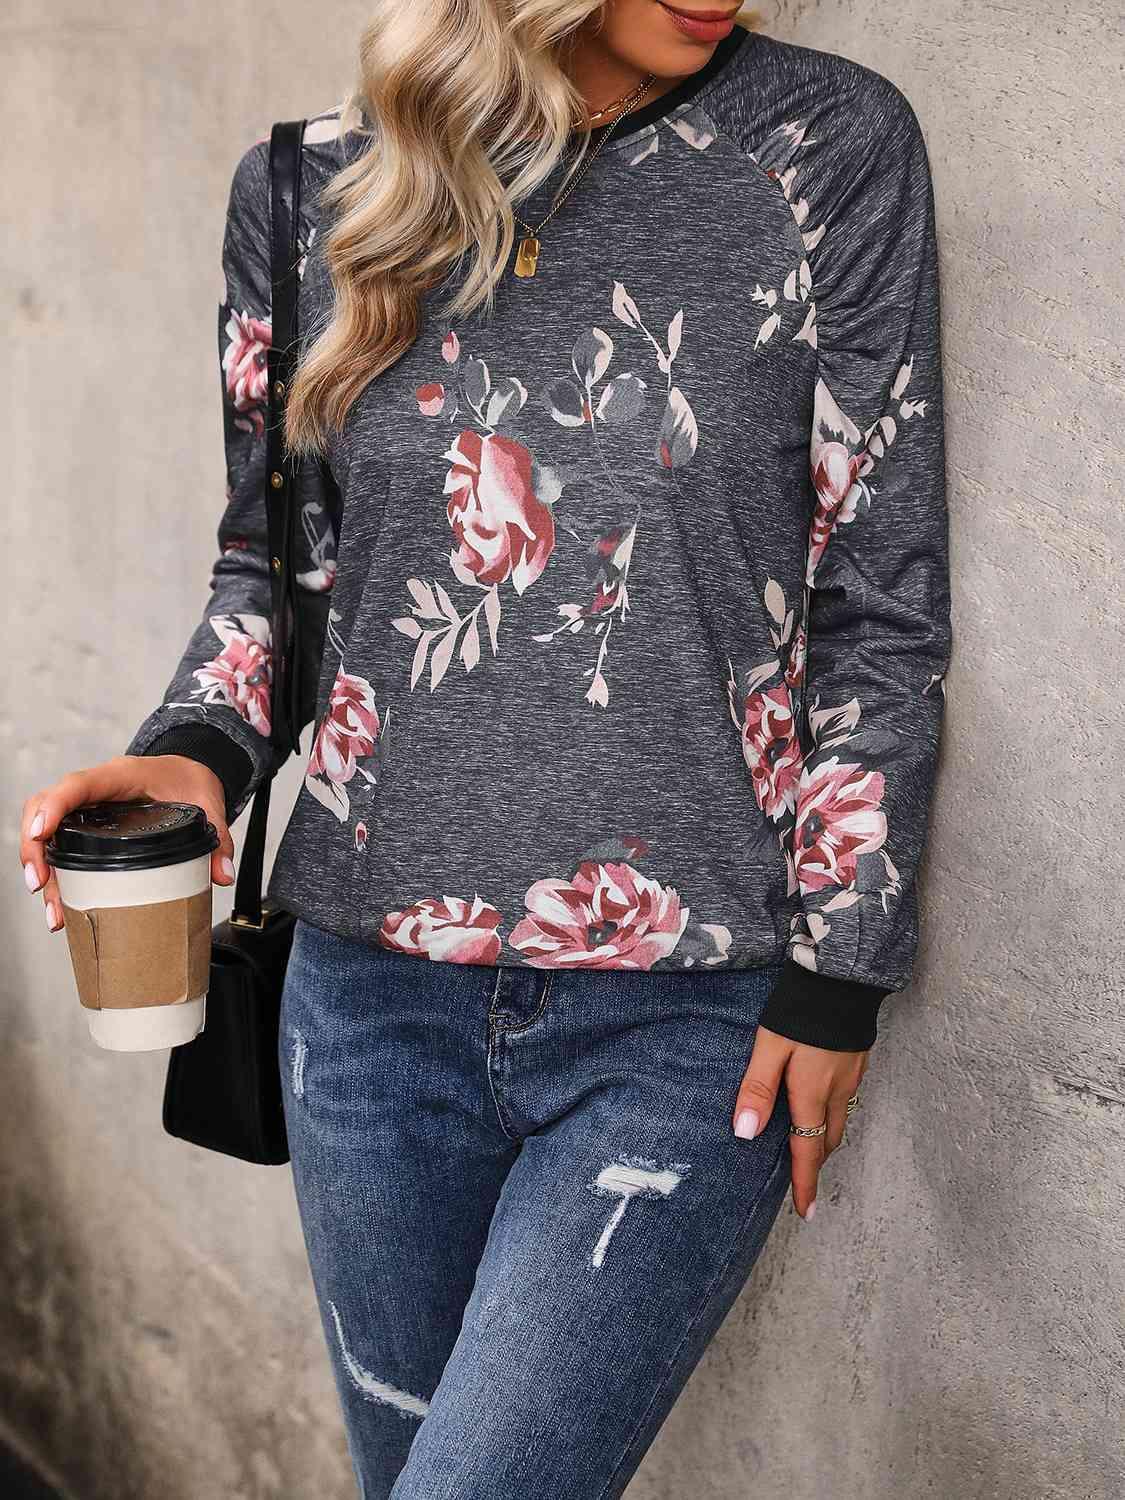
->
[[586, 78, 651, 122], [511, 72, 656, 279]]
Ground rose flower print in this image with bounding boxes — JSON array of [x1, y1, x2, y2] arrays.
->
[[305, 664, 382, 822], [444, 430, 556, 594], [379, 895, 502, 964], [222, 309, 271, 437], [792, 757, 888, 894], [190, 614, 272, 735], [740, 685, 802, 823], [510, 860, 689, 970]]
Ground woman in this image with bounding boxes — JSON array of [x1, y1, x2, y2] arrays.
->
[[20, 2, 950, 1493]]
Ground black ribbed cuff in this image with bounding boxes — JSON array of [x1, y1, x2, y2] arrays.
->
[[139, 723, 256, 825], [759, 959, 890, 1051]]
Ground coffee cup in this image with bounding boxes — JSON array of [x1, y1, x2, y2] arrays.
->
[[45, 801, 219, 1052]]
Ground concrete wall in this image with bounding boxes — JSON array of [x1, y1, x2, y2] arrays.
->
[[3, 2, 1122, 1496]]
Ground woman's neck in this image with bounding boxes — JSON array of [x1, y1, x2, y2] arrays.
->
[[565, 34, 688, 132]]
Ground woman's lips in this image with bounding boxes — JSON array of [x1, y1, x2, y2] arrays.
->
[[658, 2, 739, 42]]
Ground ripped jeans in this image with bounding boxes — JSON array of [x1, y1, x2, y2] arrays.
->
[[279, 915, 793, 1500]]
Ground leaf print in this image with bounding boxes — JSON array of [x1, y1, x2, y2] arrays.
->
[[429, 627, 457, 691], [611, 281, 641, 330], [807, 372, 928, 583], [407, 578, 441, 619], [391, 615, 423, 639], [484, 375, 528, 429], [666, 105, 716, 151], [483, 585, 502, 652], [460, 616, 481, 671], [572, 328, 614, 387], [432, 580, 459, 625], [783, 261, 813, 303], [808, 695, 861, 749], [410, 630, 435, 690], [537, 522, 636, 706], [462, 356, 490, 409], [626, 130, 659, 166], [667, 309, 683, 362], [657, 387, 698, 468], [756, 312, 781, 348], [891, 358, 914, 400], [764, 578, 787, 626], [546, 378, 588, 428], [793, 304, 818, 348], [295, 224, 316, 282], [675, 918, 733, 969], [596, 373, 647, 424]]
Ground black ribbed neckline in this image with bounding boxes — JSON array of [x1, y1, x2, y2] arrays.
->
[[570, 22, 752, 149]]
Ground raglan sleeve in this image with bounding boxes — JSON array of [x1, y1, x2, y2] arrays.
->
[[122, 138, 338, 826], [758, 77, 951, 1052]]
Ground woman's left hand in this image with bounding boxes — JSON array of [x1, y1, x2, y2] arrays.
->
[[732, 1026, 870, 1221]]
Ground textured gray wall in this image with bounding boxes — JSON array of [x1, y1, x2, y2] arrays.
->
[[3, 2, 1123, 1497]]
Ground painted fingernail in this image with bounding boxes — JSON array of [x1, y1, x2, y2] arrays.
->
[[734, 1108, 760, 1140], [24, 861, 42, 893], [220, 856, 236, 881], [29, 812, 45, 838], [46, 901, 60, 931], [804, 1200, 817, 1222]]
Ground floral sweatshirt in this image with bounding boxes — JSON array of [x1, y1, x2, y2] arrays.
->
[[127, 24, 951, 1052]]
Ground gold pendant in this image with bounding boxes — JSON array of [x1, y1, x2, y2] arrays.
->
[[514, 236, 540, 278]]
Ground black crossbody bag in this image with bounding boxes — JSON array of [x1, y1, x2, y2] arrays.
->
[[161, 119, 310, 1166]]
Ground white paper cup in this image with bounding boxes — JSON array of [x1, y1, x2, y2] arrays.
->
[[46, 802, 219, 1053]]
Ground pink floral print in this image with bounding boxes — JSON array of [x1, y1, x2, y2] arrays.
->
[[376, 841, 730, 973], [445, 430, 556, 594], [792, 758, 888, 894], [304, 663, 382, 822], [394, 339, 559, 691], [740, 685, 801, 823], [509, 860, 690, 970], [187, 614, 272, 734], [222, 309, 271, 437], [379, 896, 502, 964]]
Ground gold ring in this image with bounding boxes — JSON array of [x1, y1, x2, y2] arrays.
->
[[845, 1092, 859, 1115], [789, 1120, 827, 1137]]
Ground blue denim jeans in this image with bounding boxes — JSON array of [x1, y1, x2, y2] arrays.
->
[[278, 915, 793, 1499]]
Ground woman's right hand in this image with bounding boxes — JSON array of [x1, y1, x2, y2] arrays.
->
[[19, 755, 236, 933]]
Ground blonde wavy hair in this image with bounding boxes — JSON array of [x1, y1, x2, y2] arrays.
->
[[286, 1, 761, 455]]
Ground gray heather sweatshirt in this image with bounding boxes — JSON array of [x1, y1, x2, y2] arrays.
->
[[128, 24, 951, 1051]]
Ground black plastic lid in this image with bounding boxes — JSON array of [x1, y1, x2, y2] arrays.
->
[[45, 801, 219, 872]]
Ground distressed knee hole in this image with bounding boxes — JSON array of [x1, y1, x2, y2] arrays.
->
[[327, 1301, 430, 1421], [587, 1155, 691, 1268]]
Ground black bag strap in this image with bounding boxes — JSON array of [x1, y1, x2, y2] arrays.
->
[[232, 118, 307, 928]]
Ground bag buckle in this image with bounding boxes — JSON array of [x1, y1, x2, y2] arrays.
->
[[229, 900, 283, 931]]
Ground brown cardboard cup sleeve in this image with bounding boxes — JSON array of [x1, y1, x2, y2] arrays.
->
[[60, 890, 212, 1010]]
